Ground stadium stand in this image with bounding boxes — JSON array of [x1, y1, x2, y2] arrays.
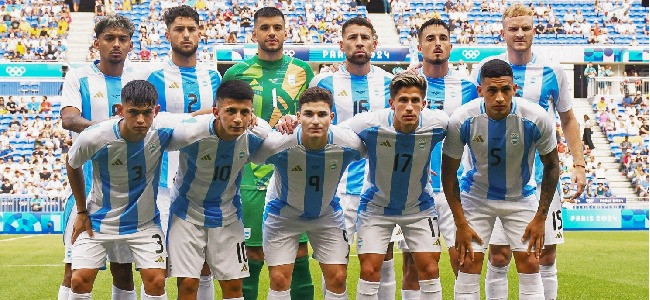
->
[[0, 0, 70, 60], [391, 0, 649, 46]]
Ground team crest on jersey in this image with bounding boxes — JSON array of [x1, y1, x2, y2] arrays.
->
[[510, 133, 520, 145], [148, 142, 158, 153], [288, 74, 296, 85], [419, 138, 426, 150], [330, 160, 337, 169]]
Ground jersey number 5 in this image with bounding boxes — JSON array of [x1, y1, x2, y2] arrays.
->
[[489, 148, 502, 166]]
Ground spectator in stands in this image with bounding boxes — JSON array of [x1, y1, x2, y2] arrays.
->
[[226, 31, 237, 44], [596, 96, 607, 111], [595, 182, 606, 196], [622, 93, 634, 107], [40, 96, 52, 114], [583, 114, 596, 150], [1, 178, 12, 194], [6, 97, 16, 114], [603, 185, 613, 197], [0, 144, 11, 159]]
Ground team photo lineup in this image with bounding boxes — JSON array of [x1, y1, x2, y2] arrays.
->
[[37, 0, 643, 299]]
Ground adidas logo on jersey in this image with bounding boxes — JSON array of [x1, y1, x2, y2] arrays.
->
[[168, 82, 180, 89], [154, 256, 165, 263], [200, 154, 212, 161], [291, 165, 303, 172], [380, 140, 392, 147], [473, 135, 485, 143], [111, 159, 124, 166], [337, 90, 349, 97], [93, 91, 104, 98], [250, 79, 259, 86], [241, 264, 249, 272]]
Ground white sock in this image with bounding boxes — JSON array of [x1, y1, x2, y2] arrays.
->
[[267, 289, 291, 300], [68, 291, 92, 300], [540, 263, 558, 300], [356, 279, 380, 300], [401, 289, 420, 300], [454, 272, 480, 300], [141, 291, 168, 300], [419, 278, 442, 300], [197, 275, 215, 300], [324, 289, 348, 299], [58, 285, 70, 300], [519, 273, 544, 300], [112, 285, 136, 300], [485, 262, 509, 300], [378, 259, 396, 300]]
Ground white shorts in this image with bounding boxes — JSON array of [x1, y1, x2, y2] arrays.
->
[[157, 187, 171, 236], [167, 215, 249, 280], [263, 212, 349, 266], [398, 193, 454, 251], [357, 209, 441, 255], [462, 192, 538, 253], [71, 226, 166, 270], [63, 200, 132, 264], [489, 184, 564, 246], [339, 193, 404, 247]]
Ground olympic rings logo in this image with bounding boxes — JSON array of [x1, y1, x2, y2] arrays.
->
[[461, 50, 480, 60], [5, 66, 27, 77], [283, 50, 296, 57]]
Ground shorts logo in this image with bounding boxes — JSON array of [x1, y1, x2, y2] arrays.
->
[[200, 154, 212, 161], [510, 133, 520, 145], [244, 228, 251, 239], [555, 232, 563, 239], [291, 165, 303, 171], [5, 66, 26, 77], [154, 256, 165, 263], [330, 160, 337, 170], [473, 135, 484, 143], [111, 159, 124, 166], [241, 264, 249, 272], [434, 239, 441, 246], [461, 50, 480, 60]]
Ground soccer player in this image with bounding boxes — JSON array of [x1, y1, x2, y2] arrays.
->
[[66, 80, 215, 300], [470, 5, 586, 299], [167, 80, 270, 300], [222, 7, 315, 300], [400, 18, 480, 300], [251, 87, 365, 300], [59, 15, 137, 300], [308, 17, 398, 299], [136, 6, 222, 297], [343, 73, 448, 300], [442, 58, 560, 300]]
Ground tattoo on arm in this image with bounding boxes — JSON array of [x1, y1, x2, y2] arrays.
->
[[539, 149, 560, 217]]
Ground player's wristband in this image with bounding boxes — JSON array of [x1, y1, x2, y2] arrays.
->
[[77, 210, 89, 215], [573, 164, 585, 169]]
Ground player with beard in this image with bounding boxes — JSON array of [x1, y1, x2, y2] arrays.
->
[[59, 15, 137, 300], [308, 17, 398, 300], [222, 7, 315, 300], [135, 6, 222, 299], [399, 18, 479, 300], [470, 5, 585, 299]]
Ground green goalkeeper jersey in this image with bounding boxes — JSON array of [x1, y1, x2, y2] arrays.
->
[[223, 54, 314, 190]]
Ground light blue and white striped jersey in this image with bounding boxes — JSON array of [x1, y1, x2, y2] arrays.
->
[[67, 113, 215, 235], [135, 58, 222, 189], [61, 61, 138, 194], [310, 65, 393, 196], [471, 53, 572, 183], [442, 98, 557, 201], [422, 69, 479, 192], [170, 118, 271, 228], [343, 108, 448, 216], [252, 126, 365, 219]]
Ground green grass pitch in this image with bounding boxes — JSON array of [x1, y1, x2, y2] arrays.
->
[[0, 231, 647, 299]]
